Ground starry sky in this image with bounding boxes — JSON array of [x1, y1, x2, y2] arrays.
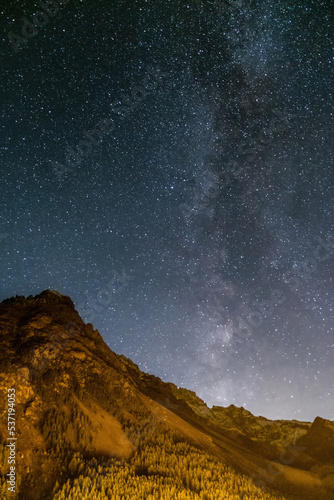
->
[[1, 0, 333, 421]]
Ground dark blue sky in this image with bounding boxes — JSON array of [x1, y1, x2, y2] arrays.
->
[[0, 0, 333, 420]]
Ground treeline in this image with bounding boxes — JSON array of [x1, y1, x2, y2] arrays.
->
[[53, 431, 287, 500], [42, 405, 93, 454]]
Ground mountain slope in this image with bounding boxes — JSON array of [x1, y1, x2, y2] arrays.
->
[[0, 290, 333, 500]]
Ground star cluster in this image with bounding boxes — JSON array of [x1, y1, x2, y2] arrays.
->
[[0, 0, 333, 420]]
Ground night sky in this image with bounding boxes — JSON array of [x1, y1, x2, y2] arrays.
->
[[1, 0, 333, 421]]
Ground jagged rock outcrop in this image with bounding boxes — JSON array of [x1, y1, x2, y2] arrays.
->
[[297, 417, 334, 462]]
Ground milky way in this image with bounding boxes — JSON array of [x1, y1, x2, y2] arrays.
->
[[1, 0, 333, 420]]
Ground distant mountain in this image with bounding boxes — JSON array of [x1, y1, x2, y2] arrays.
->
[[0, 290, 333, 500]]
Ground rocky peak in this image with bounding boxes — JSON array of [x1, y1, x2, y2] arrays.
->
[[0, 289, 75, 309], [0, 290, 109, 378]]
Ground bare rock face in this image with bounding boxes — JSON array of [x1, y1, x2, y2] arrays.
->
[[0, 290, 136, 498], [0, 290, 333, 500], [297, 417, 334, 463], [209, 404, 311, 448]]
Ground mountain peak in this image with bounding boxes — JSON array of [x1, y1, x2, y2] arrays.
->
[[0, 290, 108, 377], [0, 289, 75, 308]]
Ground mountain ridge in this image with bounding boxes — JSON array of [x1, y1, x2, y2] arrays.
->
[[0, 290, 333, 499]]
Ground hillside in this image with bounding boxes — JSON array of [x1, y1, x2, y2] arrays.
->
[[0, 290, 333, 500]]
